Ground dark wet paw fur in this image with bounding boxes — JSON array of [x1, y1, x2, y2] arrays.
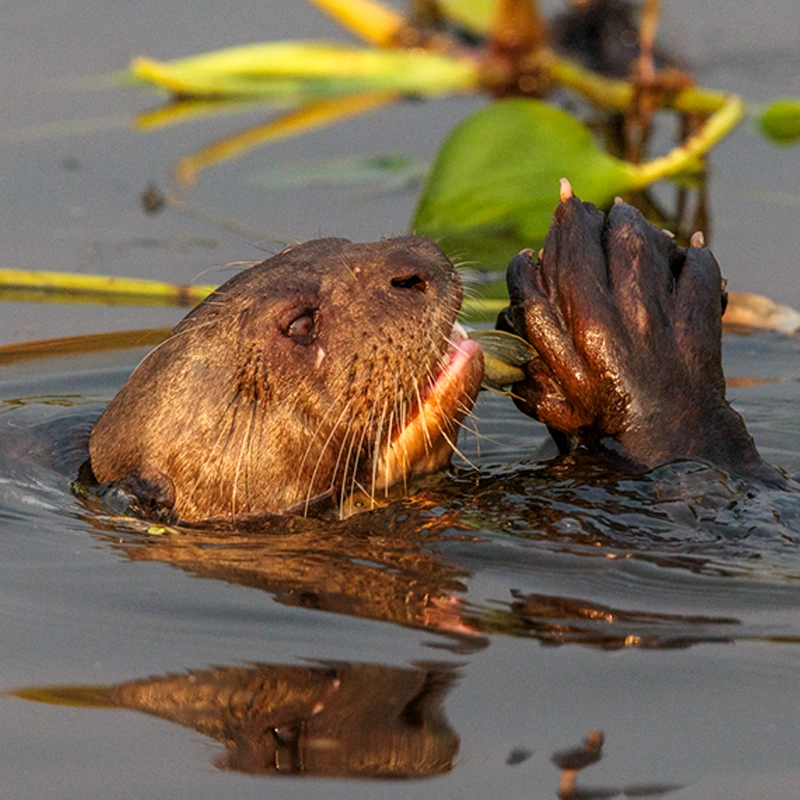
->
[[499, 191, 779, 481]]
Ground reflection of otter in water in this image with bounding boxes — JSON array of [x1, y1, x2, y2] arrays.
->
[[13, 662, 460, 778], [87, 236, 484, 523]]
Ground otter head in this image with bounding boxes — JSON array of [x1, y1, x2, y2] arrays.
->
[[88, 237, 484, 523]]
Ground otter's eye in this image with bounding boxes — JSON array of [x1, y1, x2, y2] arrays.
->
[[391, 273, 428, 292], [286, 311, 317, 345]]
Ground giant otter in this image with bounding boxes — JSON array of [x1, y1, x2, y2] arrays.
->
[[88, 186, 785, 526], [88, 236, 484, 523], [498, 180, 785, 485]]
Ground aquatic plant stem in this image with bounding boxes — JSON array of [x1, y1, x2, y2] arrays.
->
[[306, 0, 406, 46], [547, 53, 733, 116], [632, 94, 745, 186], [0, 266, 499, 320], [0, 269, 214, 306], [174, 92, 398, 184]]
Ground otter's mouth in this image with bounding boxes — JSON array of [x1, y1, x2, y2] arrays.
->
[[370, 324, 484, 495]]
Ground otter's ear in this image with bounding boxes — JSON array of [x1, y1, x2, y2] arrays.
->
[[97, 467, 177, 523]]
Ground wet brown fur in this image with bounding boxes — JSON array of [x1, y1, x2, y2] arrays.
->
[[89, 237, 468, 523]]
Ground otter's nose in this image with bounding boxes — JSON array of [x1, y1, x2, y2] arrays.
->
[[391, 273, 429, 292]]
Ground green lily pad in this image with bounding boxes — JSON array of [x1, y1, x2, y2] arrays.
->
[[413, 98, 639, 251]]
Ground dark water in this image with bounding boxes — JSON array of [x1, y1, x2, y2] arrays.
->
[[3, 334, 800, 798], [2, 2, 800, 798]]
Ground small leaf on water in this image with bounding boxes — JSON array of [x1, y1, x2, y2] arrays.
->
[[249, 154, 426, 191], [757, 98, 800, 144], [413, 98, 638, 250]]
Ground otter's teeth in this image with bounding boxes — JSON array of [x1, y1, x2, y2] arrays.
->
[[690, 231, 705, 248], [451, 320, 468, 340], [559, 177, 574, 202]]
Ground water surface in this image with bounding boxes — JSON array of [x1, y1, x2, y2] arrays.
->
[[2, 2, 800, 798]]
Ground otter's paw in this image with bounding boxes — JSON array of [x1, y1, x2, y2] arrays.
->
[[499, 182, 767, 476]]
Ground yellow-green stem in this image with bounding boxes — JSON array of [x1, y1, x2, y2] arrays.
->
[[0, 269, 214, 306], [305, 0, 406, 46], [632, 94, 745, 186], [547, 54, 732, 116]]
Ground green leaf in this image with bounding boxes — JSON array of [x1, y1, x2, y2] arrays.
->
[[413, 98, 638, 252], [757, 98, 800, 144], [468, 328, 537, 389], [131, 41, 480, 100]]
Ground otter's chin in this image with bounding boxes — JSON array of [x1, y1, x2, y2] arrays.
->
[[371, 334, 484, 492]]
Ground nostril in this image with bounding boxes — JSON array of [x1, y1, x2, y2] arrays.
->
[[391, 274, 428, 292]]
